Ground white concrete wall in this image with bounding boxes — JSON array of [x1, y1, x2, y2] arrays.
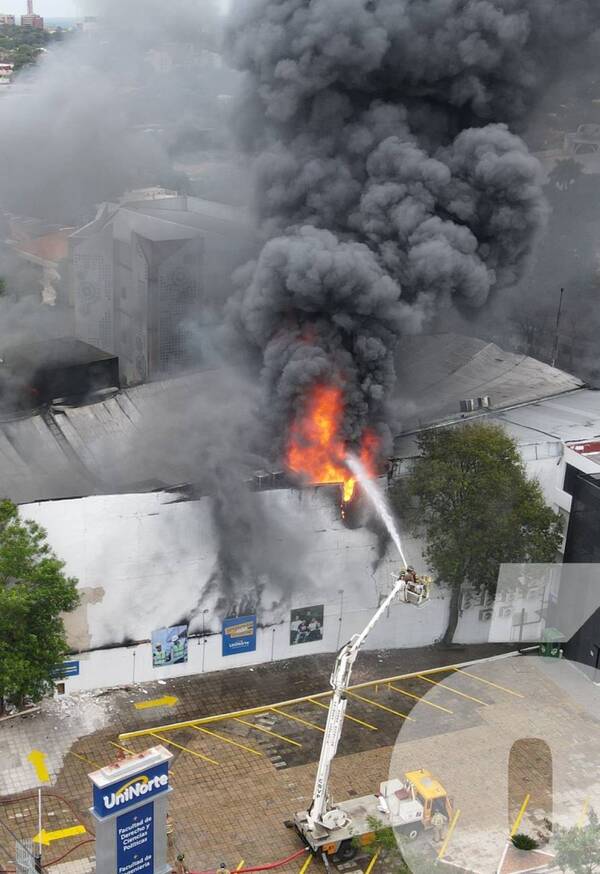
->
[[42, 594, 491, 695], [21, 487, 491, 694], [21, 430, 576, 695]]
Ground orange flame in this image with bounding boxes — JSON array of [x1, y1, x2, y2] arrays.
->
[[285, 384, 380, 502]]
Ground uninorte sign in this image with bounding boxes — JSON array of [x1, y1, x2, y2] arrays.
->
[[116, 801, 154, 874], [89, 746, 172, 874], [93, 760, 169, 819]]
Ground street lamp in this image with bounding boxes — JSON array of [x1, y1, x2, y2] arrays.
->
[[336, 589, 344, 650], [201, 609, 209, 673]]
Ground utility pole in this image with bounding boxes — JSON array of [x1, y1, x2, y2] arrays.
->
[[34, 789, 42, 874], [201, 609, 209, 672], [551, 287, 565, 369]]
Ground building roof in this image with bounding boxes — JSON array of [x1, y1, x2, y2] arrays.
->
[[392, 333, 582, 432], [2, 338, 116, 371], [0, 333, 591, 505]]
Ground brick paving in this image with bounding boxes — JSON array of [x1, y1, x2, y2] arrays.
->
[[2, 643, 562, 874]]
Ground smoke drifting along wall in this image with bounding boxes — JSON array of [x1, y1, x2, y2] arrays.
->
[[226, 0, 600, 450]]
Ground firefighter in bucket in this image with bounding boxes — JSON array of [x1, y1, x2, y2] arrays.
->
[[396, 566, 430, 606]]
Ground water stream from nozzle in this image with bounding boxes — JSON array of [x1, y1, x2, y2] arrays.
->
[[346, 453, 409, 568]]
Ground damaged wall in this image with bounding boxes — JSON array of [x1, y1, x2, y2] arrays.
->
[[22, 485, 508, 694]]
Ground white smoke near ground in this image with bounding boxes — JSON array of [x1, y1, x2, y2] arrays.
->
[[225, 0, 600, 451]]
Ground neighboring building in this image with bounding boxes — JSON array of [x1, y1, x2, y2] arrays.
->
[[0, 14, 15, 26], [0, 62, 14, 86], [70, 190, 257, 385], [21, 13, 43, 28], [21, 0, 43, 29]]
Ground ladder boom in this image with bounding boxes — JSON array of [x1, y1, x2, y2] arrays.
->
[[307, 571, 427, 830]]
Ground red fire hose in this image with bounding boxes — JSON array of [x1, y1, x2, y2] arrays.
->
[[189, 846, 309, 874]]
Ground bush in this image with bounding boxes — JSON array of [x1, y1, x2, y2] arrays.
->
[[512, 834, 539, 851]]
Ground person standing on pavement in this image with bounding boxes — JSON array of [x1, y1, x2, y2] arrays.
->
[[432, 810, 448, 843]]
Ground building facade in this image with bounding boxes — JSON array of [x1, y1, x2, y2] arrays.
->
[[71, 191, 256, 385], [21, 13, 43, 28]]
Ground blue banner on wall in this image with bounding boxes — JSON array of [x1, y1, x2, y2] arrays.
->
[[93, 760, 169, 820], [116, 801, 154, 874], [51, 660, 80, 679], [222, 615, 257, 657]]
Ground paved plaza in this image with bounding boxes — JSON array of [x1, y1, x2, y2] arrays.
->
[[2, 646, 596, 874]]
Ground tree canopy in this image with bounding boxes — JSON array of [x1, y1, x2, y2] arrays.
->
[[0, 500, 79, 710], [556, 810, 600, 874], [391, 423, 563, 644]]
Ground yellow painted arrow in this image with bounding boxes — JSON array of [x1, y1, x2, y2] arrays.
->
[[134, 695, 178, 710], [33, 826, 86, 847], [27, 750, 49, 783]]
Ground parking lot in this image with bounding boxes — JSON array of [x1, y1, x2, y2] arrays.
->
[[2, 646, 598, 874]]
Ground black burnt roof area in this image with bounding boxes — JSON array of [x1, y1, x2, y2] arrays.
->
[[0, 337, 119, 409], [2, 337, 115, 370]]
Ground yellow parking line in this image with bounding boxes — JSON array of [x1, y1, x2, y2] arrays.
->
[[418, 675, 488, 706], [69, 750, 103, 770], [236, 861, 245, 871], [271, 708, 325, 733], [346, 691, 413, 720], [299, 852, 313, 874], [510, 794, 531, 837], [149, 732, 219, 766], [453, 669, 524, 699], [388, 684, 453, 714], [235, 718, 302, 748], [191, 725, 263, 757], [308, 698, 378, 731], [365, 849, 380, 874], [438, 809, 461, 859]]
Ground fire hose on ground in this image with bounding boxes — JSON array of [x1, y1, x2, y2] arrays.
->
[[189, 846, 310, 874]]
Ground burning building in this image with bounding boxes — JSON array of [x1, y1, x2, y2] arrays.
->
[[2, 333, 590, 693], [225, 0, 600, 500]]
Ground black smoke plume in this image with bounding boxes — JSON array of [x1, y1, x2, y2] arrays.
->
[[226, 0, 600, 450]]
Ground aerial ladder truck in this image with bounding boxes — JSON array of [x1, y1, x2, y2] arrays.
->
[[291, 569, 453, 863]]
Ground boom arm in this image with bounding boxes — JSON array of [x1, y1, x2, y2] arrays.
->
[[307, 573, 424, 831]]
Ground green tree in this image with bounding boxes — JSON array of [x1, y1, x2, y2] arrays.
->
[[352, 817, 442, 874], [391, 424, 563, 645], [12, 43, 41, 71], [555, 810, 600, 874], [353, 818, 409, 873], [0, 500, 79, 712]]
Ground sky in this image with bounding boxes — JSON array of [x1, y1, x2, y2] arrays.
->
[[4, 0, 81, 15], [3, 0, 229, 15]]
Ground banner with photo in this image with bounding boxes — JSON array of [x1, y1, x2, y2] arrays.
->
[[152, 625, 188, 667], [222, 615, 257, 657], [290, 605, 324, 645]]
